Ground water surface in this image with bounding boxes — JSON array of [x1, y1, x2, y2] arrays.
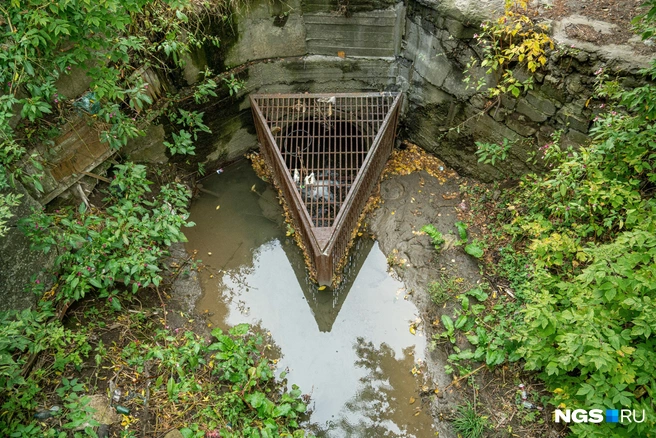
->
[[184, 161, 435, 437]]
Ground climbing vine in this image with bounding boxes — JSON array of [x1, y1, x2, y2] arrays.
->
[[464, 0, 553, 98]]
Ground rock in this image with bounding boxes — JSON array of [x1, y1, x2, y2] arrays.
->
[[557, 102, 591, 133], [540, 75, 568, 104], [562, 129, 590, 147], [516, 99, 548, 123], [181, 46, 208, 86], [0, 182, 54, 312], [54, 63, 93, 100], [79, 395, 120, 429], [505, 115, 537, 137], [525, 91, 557, 116], [164, 430, 185, 438], [124, 124, 168, 164], [566, 74, 585, 94]]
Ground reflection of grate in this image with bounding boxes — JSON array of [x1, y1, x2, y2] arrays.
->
[[251, 92, 402, 285]]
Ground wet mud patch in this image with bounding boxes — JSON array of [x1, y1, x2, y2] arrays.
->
[[367, 144, 488, 435]]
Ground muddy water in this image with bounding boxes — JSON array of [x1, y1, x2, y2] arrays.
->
[[184, 161, 435, 437]]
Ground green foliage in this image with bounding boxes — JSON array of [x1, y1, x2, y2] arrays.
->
[[464, 0, 553, 98], [0, 0, 242, 225], [121, 324, 312, 437], [475, 138, 512, 166], [421, 224, 445, 250], [427, 275, 461, 305], [0, 192, 22, 237], [451, 402, 489, 438], [455, 221, 468, 241], [0, 305, 95, 435], [1, 309, 313, 437], [165, 108, 213, 155], [20, 163, 194, 303], [478, 15, 656, 437], [223, 74, 245, 96], [632, 0, 656, 41], [434, 283, 519, 368], [464, 242, 484, 259]]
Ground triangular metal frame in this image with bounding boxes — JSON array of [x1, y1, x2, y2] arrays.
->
[[251, 92, 403, 285]]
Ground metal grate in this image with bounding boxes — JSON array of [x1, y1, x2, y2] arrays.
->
[[250, 92, 402, 285]]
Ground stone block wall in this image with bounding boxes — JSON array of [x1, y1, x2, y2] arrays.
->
[[399, 0, 652, 181]]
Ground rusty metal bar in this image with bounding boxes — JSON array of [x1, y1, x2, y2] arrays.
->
[[250, 92, 402, 286]]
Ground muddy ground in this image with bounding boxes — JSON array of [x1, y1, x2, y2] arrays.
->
[[365, 145, 559, 437]]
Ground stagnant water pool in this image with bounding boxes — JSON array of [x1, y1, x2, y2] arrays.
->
[[184, 161, 435, 437]]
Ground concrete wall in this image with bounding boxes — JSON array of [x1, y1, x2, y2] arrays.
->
[[184, 0, 652, 181]]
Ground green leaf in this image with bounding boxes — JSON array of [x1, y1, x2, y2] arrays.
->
[[272, 403, 292, 417], [455, 221, 468, 240], [179, 428, 194, 438], [245, 391, 266, 408], [465, 244, 484, 258], [89, 278, 102, 288], [231, 323, 250, 336], [466, 287, 488, 301], [441, 315, 455, 334]]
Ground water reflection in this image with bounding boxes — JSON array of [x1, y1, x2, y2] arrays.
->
[[185, 161, 435, 437]]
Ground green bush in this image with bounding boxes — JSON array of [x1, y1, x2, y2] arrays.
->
[[20, 163, 194, 305], [0, 305, 96, 435], [422, 224, 445, 250], [494, 13, 656, 436]]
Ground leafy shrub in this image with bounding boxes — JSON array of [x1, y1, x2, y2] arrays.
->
[[0, 305, 95, 435], [487, 12, 656, 436], [0, 0, 243, 236], [120, 324, 312, 437], [475, 138, 512, 166], [20, 163, 194, 305], [464, 0, 553, 98]]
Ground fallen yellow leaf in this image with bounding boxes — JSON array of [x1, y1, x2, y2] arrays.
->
[[216, 205, 220, 210], [409, 396, 416, 404], [318, 285, 326, 291]]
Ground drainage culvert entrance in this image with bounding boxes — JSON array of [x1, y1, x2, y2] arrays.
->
[[250, 92, 403, 286]]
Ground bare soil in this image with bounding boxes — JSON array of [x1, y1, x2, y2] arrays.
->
[[543, 0, 654, 51], [367, 143, 562, 437]]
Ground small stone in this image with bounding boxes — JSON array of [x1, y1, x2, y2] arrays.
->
[[164, 430, 185, 438], [77, 395, 120, 429]]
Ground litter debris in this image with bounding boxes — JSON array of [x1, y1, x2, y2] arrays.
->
[[112, 388, 122, 404], [33, 406, 60, 419], [519, 383, 527, 400], [216, 168, 224, 175]]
